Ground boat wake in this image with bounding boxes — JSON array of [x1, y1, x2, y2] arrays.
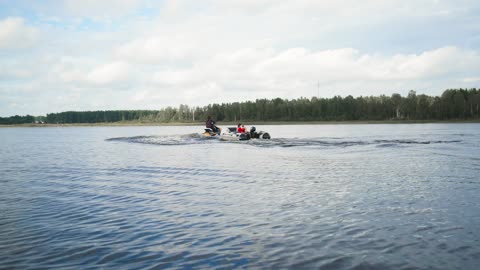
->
[[105, 133, 209, 145], [248, 138, 462, 148], [106, 134, 462, 148]]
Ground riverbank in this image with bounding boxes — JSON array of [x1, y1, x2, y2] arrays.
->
[[1, 119, 480, 127]]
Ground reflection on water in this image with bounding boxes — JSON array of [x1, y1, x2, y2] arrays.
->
[[1, 124, 479, 269]]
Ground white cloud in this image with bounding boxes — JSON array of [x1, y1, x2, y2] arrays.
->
[[62, 0, 145, 18], [152, 69, 194, 85], [208, 0, 470, 17], [148, 46, 480, 91], [86, 61, 131, 85], [0, 17, 39, 49], [48, 58, 132, 86], [0, 65, 32, 79], [462, 77, 480, 83], [117, 36, 195, 63], [1, 0, 480, 116]]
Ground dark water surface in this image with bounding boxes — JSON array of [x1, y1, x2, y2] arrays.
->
[[1, 124, 479, 269]]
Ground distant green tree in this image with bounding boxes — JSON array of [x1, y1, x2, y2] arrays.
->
[[3, 88, 479, 125]]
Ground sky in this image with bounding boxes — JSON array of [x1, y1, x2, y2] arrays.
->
[[1, 0, 480, 116]]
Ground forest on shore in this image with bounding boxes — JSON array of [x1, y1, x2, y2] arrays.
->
[[1, 89, 479, 125]]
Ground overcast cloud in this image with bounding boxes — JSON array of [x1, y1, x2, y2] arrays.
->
[[0, 0, 479, 116]]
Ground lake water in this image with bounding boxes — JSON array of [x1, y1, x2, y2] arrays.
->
[[1, 124, 479, 269]]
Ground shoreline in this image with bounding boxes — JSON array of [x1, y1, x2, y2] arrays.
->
[[1, 119, 479, 128]]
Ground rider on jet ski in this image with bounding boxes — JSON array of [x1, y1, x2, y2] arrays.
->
[[206, 116, 219, 133]]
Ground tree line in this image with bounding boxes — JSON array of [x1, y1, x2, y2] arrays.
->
[[1, 89, 479, 125], [0, 115, 36, 125]]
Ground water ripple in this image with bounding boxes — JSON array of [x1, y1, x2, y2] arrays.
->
[[106, 134, 463, 149], [2, 124, 480, 269]]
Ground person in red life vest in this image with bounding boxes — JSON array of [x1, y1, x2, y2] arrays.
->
[[237, 123, 246, 133]]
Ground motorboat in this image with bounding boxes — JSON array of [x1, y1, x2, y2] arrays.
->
[[202, 125, 271, 141], [219, 127, 251, 141], [219, 126, 271, 141], [249, 126, 271, 139]]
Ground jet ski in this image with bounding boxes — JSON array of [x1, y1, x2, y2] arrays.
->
[[203, 126, 222, 137]]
